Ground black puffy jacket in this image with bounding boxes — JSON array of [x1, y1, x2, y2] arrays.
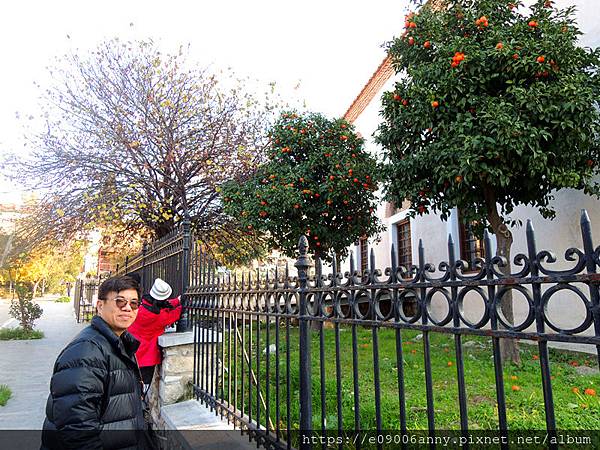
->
[[41, 316, 146, 450]]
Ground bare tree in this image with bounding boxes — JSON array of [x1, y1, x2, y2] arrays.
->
[[6, 39, 278, 263]]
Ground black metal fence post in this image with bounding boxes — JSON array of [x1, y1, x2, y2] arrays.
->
[[295, 235, 313, 449], [141, 242, 148, 292], [580, 209, 600, 370], [177, 215, 192, 332]]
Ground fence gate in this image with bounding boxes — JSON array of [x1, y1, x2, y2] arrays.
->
[[74, 278, 98, 323]]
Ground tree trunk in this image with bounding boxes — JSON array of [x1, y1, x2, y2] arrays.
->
[[9, 271, 15, 300], [41, 279, 47, 296], [33, 280, 40, 298], [310, 250, 322, 330], [0, 233, 13, 268], [483, 185, 521, 365]]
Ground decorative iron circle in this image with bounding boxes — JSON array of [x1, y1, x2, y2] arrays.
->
[[222, 292, 230, 310], [232, 291, 241, 310], [275, 293, 287, 314], [320, 292, 336, 318], [334, 291, 351, 319], [252, 293, 262, 312], [541, 284, 593, 335], [425, 288, 453, 326], [286, 292, 299, 315], [494, 286, 535, 331], [264, 293, 276, 313], [396, 289, 421, 324], [305, 292, 318, 317], [374, 289, 394, 321], [456, 286, 489, 329], [352, 289, 371, 320]]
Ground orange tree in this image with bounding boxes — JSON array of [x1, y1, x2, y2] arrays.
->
[[221, 112, 383, 262], [375, 0, 600, 362]]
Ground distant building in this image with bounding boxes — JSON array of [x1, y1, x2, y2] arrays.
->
[[97, 244, 116, 275], [81, 230, 101, 277], [0, 203, 21, 234]]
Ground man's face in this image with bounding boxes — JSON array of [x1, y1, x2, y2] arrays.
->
[[97, 288, 140, 336]]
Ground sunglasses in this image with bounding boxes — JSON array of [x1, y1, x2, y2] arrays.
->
[[106, 296, 141, 310]]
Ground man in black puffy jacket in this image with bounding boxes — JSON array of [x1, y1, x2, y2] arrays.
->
[[41, 275, 148, 450]]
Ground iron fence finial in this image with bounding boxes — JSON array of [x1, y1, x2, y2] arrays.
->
[[295, 235, 311, 273]]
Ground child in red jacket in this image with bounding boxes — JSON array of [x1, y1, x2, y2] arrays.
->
[[128, 278, 182, 384]]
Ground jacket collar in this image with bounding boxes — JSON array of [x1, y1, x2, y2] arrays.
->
[[142, 295, 160, 314], [91, 316, 140, 357]]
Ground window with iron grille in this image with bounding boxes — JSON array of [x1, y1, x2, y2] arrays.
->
[[458, 212, 485, 270], [359, 236, 368, 273], [395, 219, 412, 270]]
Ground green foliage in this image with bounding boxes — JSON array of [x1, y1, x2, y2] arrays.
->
[[0, 384, 11, 406], [221, 112, 384, 261], [0, 328, 44, 340], [9, 282, 43, 331], [54, 296, 71, 303], [227, 327, 600, 436], [376, 0, 600, 226]]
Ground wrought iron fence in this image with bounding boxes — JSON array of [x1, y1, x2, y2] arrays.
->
[[186, 210, 600, 449], [114, 218, 192, 332]]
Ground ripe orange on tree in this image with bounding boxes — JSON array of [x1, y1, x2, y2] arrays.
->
[[475, 16, 489, 28]]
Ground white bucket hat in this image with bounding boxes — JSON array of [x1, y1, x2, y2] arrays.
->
[[150, 278, 172, 301]]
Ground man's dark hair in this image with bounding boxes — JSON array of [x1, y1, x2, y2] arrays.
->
[[125, 272, 142, 285], [98, 275, 141, 300]]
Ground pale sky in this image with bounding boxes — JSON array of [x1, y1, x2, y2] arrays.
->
[[0, 0, 410, 202], [0, 0, 597, 205]]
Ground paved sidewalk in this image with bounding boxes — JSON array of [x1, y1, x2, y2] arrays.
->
[[0, 297, 85, 429]]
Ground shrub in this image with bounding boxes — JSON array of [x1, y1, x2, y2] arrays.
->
[[0, 385, 11, 406], [0, 327, 44, 340], [10, 282, 43, 331], [54, 296, 71, 303]]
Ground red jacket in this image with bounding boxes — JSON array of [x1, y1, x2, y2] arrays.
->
[[128, 297, 182, 367]]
